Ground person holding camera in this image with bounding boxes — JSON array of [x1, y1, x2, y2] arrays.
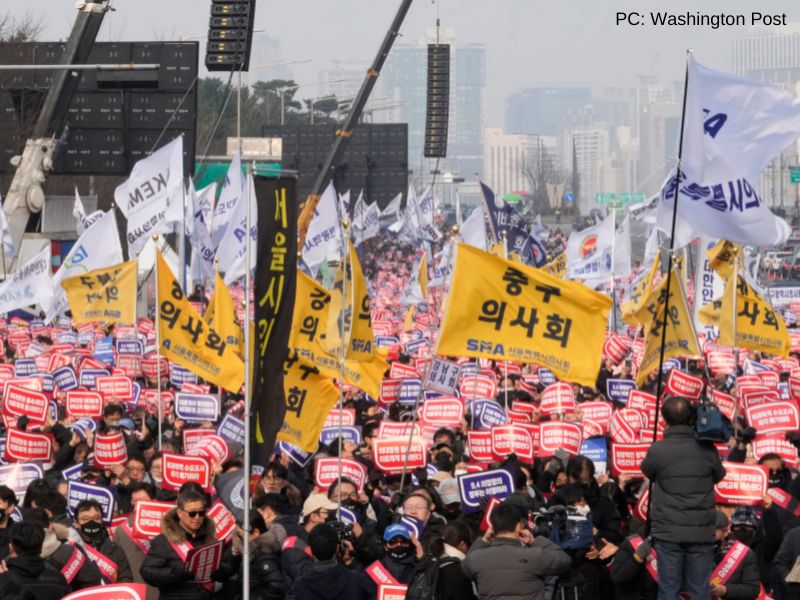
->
[[461, 500, 571, 600], [641, 396, 726, 600]]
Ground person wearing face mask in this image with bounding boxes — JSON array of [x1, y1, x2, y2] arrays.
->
[[0, 486, 18, 561], [435, 478, 463, 523], [72, 500, 133, 584], [365, 524, 423, 595], [112, 482, 160, 600], [759, 454, 796, 493], [709, 510, 761, 600], [327, 479, 383, 567], [0, 522, 71, 600]]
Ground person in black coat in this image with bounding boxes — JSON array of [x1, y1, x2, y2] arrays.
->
[[0, 485, 18, 561], [293, 524, 372, 600], [772, 525, 800, 600], [425, 520, 478, 600], [0, 522, 71, 600], [640, 397, 725, 600], [141, 487, 219, 600], [73, 499, 133, 583], [609, 535, 658, 600]]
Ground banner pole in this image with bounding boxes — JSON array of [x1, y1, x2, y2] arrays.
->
[[731, 252, 740, 438], [242, 161, 253, 600], [153, 235, 163, 451], [336, 221, 350, 520], [501, 230, 509, 411]]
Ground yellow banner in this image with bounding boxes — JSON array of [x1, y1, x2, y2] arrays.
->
[[437, 243, 611, 387], [706, 240, 739, 280], [700, 274, 790, 357], [324, 241, 374, 361], [156, 251, 244, 392], [635, 268, 702, 387], [276, 349, 340, 452], [62, 260, 137, 326], [542, 251, 567, 279], [205, 271, 244, 357], [622, 257, 659, 327], [419, 254, 428, 300]]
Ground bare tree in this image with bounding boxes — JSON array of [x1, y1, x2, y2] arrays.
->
[[516, 140, 562, 216], [0, 11, 44, 42]]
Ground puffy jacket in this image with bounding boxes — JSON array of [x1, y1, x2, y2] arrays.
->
[[0, 554, 72, 600], [461, 535, 572, 600], [293, 559, 372, 600], [40, 528, 102, 591], [113, 517, 159, 600], [713, 542, 760, 600], [140, 508, 218, 600], [772, 526, 800, 600], [640, 425, 725, 544], [76, 527, 134, 583], [608, 537, 657, 600]]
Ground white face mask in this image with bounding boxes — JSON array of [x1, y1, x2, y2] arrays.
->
[[574, 504, 591, 517]]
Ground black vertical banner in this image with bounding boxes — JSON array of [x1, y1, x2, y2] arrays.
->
[[251, 175, 297, 468]]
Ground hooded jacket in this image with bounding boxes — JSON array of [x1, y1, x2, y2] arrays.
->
[[140, 508, 218, 600], [0, 554, 72, 600], [40, 528, 102, 591]]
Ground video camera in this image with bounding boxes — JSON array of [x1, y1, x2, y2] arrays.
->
[[533, 505, 594, 551]]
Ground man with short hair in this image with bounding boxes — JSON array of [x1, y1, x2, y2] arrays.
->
[[73, 499, 133, 584], [293, 523, 371, 600], [641, 396, 726, 600], [0, 521, 71, 599], [461, 501, 571, 600]]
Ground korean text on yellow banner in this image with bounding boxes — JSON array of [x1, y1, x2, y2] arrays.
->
[[437, 243, 611, 387], [62, 260, 137, 325]]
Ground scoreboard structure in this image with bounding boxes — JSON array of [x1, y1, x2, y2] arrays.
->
[[0, 41, 198, 176]]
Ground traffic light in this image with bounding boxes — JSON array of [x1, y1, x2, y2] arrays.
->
[[424, 44, 450, 158], [205, 0, 257, 72]]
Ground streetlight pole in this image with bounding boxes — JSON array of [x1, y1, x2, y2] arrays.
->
[[309, 95, 338, 125]]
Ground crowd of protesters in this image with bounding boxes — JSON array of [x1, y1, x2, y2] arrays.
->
[[0, 234, 799, 600]]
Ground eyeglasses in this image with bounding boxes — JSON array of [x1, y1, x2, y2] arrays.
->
[[181, 509, 206, 518]]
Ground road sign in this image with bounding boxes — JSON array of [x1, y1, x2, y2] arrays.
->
[[791, 167, 800, 183]]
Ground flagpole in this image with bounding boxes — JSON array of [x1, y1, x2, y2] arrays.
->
[[242, 160, 253, 600], [153, 235, 163, 451], [731, 251, 741, 438], [646, 49, 692, 536], [179, 182, 187, 293], [501, 230, 510, 411], [335, 220, 350, 519]]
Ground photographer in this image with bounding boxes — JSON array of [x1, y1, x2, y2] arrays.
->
[[327, 478, 382, 567]]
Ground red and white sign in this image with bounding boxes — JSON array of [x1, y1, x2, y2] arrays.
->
[[715, 463, 768, 506], [707, 351, 736, 376], [756, 370, 780, 388], [389, 362, 418, 379], [4, 428, 53, 462], [377, 421, 420, 438], [63, 583, 148, 600], [186, 434, 230, 464], [66, 391, 104, 419], [323, 408, 357, 428], [789, 377, 800, 403], [467, 430, 493, 463], [133, 501, 174, 538], [745, 401, 800, 435], [378, 584, 409, 600], [611, 443, 649, 475], [578, 401, 613, 425], [711, 389, 737, 422], [610, 408, 643, 443], [141, 356, 169, 379], [207, 501, 236, 542], [183, 428, 218, 454], [47, 353, 72, 374], [582, 419, 605, 439], [96, 375, 133, 400], [479, 497, 502, 532], [628, 390, 656, 412], [144, 390, 174, 415], [372, 437, 427, 473], [3, 383, 48, 424], [314, 457, 368, 491], [537, 421, 582, 457], [664, 369, 703, 399], [490, 425, 534, 462], [94, 432, 128, 466], [742, 389, 780, 409], [540, 382, 576, 416], [604, 334, 631, 364], [161, 453, 211, 492], [751, 435, 799, 464], [420, 398, 463, 427], [459, 374, 497, 400], [378, 378, 403, 406], [186, 541, 224, 583], [116, 355, 142, 378]]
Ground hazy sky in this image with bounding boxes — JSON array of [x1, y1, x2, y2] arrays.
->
[[18, 0, 798, 125]]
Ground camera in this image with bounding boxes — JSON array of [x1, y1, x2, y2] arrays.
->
[[328, 520, 356, 546], [533, 506, 594, 551]]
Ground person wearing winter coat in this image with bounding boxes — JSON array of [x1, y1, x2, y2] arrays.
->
[[461, 501, 571, 600], [73, 499, 134, 583], [772, 524, 800, 600], [0, 522, 72, 600], [141, 486, 219, 600], [425, 521, 478, 600]]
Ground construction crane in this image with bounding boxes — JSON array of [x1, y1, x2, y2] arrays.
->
[[2, 0, 110, 271]]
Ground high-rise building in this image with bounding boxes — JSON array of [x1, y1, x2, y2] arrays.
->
[[483, 128, 559, 204], [504, 87, 591, 137], [379, 26, 485, 185]]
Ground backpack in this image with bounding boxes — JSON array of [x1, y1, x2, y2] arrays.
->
[[405, 556, 459, 600]]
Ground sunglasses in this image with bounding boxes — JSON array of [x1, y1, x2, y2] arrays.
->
[[182, 509, 206, 518]]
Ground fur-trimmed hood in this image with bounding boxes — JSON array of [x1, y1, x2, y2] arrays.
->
[[253, 524, 287, 556], [161, 508, 216, 545]]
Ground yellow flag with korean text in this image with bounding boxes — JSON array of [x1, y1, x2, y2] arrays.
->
[[276, 349, 340, 452], [706, 240, 739, 280], [419, 254, 428, 300], [700, 274, 790, 357], [62, 260, 137, 325], [437, 243, 611, 387], [205, 271, 244, 357], [621, 257, 659, 327], [634, 267, 702, 387], [156, 251, 244, 391], [542, 251, 567, 279], [323, 241, 374, 362]]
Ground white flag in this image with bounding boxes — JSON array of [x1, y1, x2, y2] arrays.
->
[[0, 193, 15, 260], [428, 241, 455, 289], [0, 245, 53, 314], [459, 207, 488, 250], [381, 193, 402, 219], [302, 182, 342, 270], [339, 190, 351, 220], [389, 184, 423, 244], [217, 173, 257, 285], [693, 235, 724, 338], [566, 217, 615, 281], [352, 192, 367, 227], [211, 151, 243, 248], [415, 187, 442, 242], [353, 202, 380, 246], [196, 182, 216, 233], [73, 188, 103, 236], [657, 56, 793, 247], [45, 211, 124, 322], [186, 182, 215, 282], [613, 214, 632, 276], [400, 255, 426, 305], [115, 136, 184, 255]]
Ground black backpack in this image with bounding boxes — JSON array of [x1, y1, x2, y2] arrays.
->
[[405, 556, 459, 600]]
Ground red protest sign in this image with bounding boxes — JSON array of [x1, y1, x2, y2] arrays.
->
[[756, 370, 780, 388], [3, 383, 48, 424], [46, 353, 71, 374], [582, 419, 605, 439], [66, 391, 104, 419], [116, 355, 142, 378], [379, 379, 403, 406], [745, 401, 800, 435], [506, 409, 531, 424], [207, 501, 236, 542], [133, 500, 174, 538], [711, 389, 737, 421], [161, 453, 211, 492], [314, 457, 368, 491], [372, 437, 427, 473], [420, 398, 463, 427], [4, 428, 52, 462], [490, 425, 534, 462], [186, 434, 230, 464], [467, 430, 493, 463], [144, 389, 174, 415], [94, 432, 128, 467], [63, 583, 148, 600], [664, 369, 703, 399], [610, 408, 643, 443], [141, 356, 169, 380], [611, 443, 649, 475], [480, 497, 502, 532], [715, 463, 768, 506], [751, 435, 799, 464], [186, 540, 224, 583], [389, 362, 418, 379], [378, 584, 409, 600], [183, 428, 217, 454], [324, 408, 356, 428], [540, 382, 576, 416], [96, 375, 133, 400], [377, 421, 420, 438], [628, 389, 656, 412], [707, 351, 736, 376], [742, 389, 780, 409], [537, 421, 582, 457], [578, 401, 613, 425], [603, 334, 631, 364], [459, 374, 497, 400]]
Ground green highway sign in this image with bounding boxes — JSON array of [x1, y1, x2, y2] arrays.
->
[[791, 167, 800, 183], [595, 192, 646, 205]]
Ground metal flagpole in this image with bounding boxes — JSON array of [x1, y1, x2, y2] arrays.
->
[[336, 220, 350, 519], [152, 235, 163, 450], [242, 162, 253, 597], [610, 208, 619, 332], [731, 251, 741, 438], [179, 182, 187, 293], [501, 230, 510, 411]]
